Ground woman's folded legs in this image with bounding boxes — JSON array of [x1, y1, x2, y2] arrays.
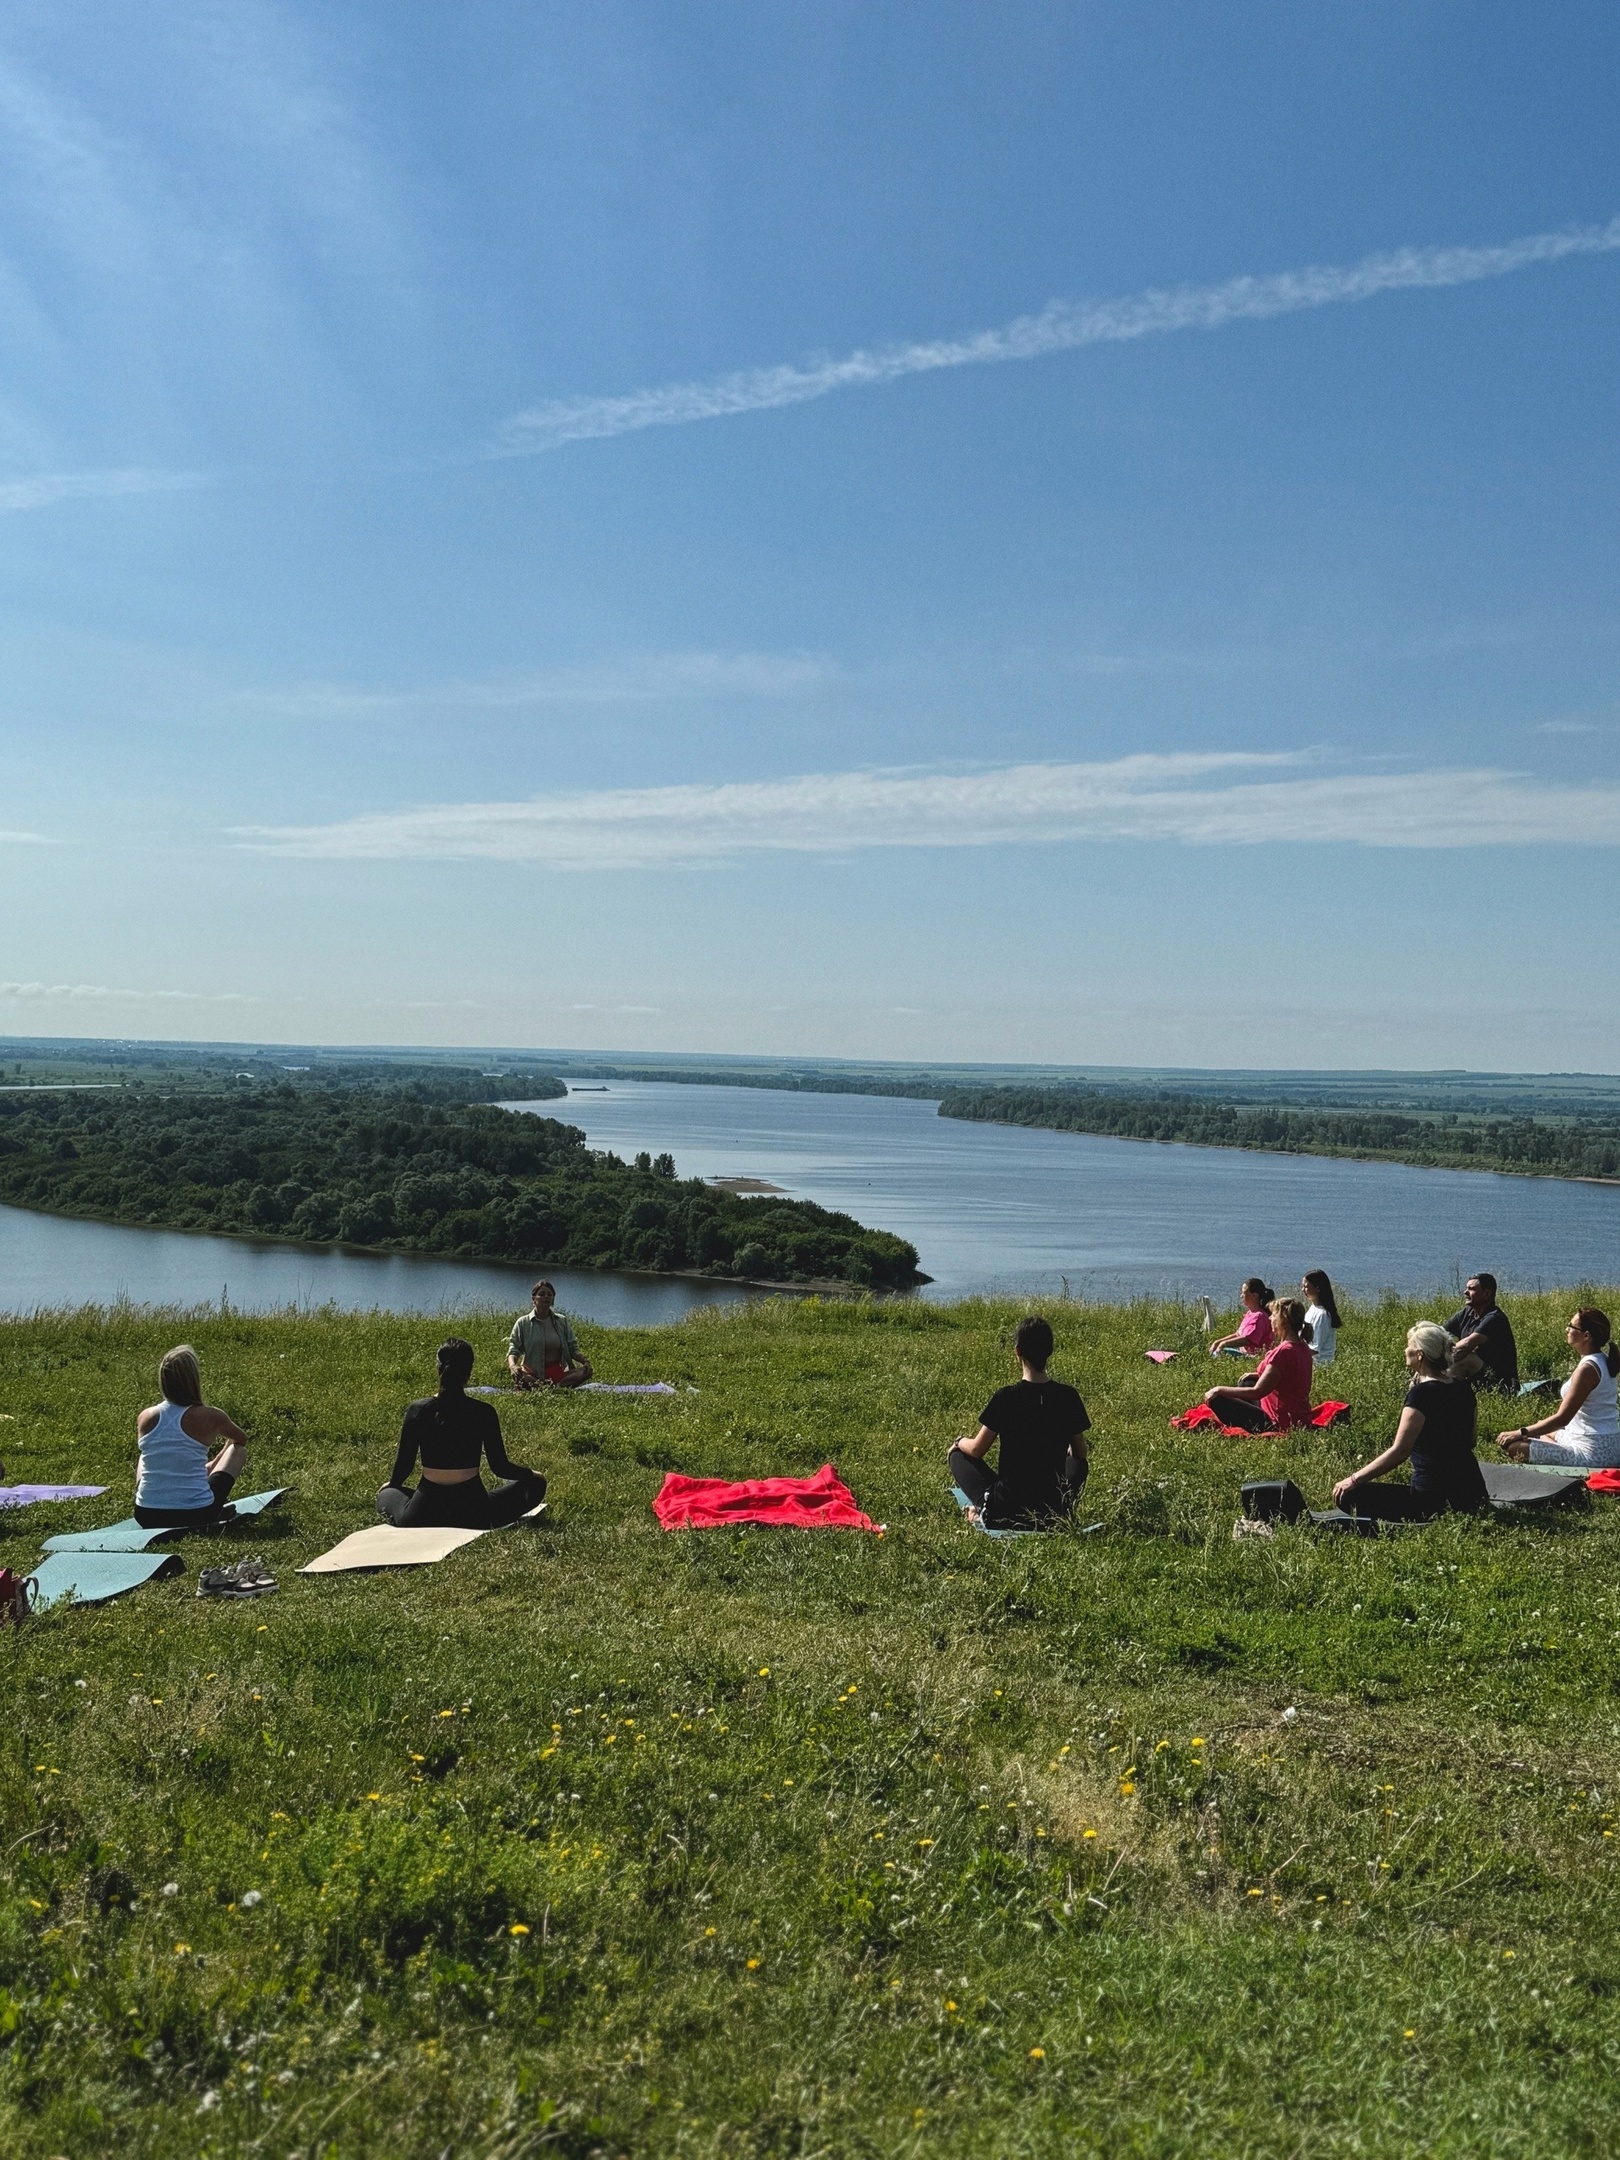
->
[[376, 1467, 546, 1529]]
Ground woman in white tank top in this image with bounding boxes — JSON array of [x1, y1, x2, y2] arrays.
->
[[135, 1344, 253, 1527], [1501, 1309, 1620, 1469]]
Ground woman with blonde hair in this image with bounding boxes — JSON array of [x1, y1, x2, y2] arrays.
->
[[134, 1344, 251, 1529], [1331, 1322, 1485, 1521], [1499, 1308, 1620, 1469], [1201, 1297, 1314, 1432]]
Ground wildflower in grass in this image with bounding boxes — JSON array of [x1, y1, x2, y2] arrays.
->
[[509, 1924, 529, 1936], [1083, 1829, 1097, 1840], [1192, 1737, 1205, 1747], [1404, 2028, 1416, 2038], [758, 1667, 770, 1677], [1503, 1950, 1515, 1960], [746, 1957, 761, 1970], [1029, 2046, 1045, 2060], [1119, 1781, 1135, 1797], [945, 1999, 957, 2011], [173, 1943, 191, 1956]]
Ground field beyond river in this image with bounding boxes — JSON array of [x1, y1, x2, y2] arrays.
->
[[2, 1289, 1618, 2157]]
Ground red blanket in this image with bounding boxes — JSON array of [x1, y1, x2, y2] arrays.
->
[[652, 1462, 881, 1533], [1586, 1467, 1620, 1493], [1171, 1400, 1351, 1438]]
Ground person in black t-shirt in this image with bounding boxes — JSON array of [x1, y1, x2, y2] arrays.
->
[[948, 1315, 1090, 1529], [1331, 1322, 1486, 1522], [377, 1338, 546, 1529], [1442, 1274, 1518, 1393]]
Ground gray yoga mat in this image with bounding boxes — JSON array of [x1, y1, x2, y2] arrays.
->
[[43, 1488, 290, 1553], [1480, 1463, 1589, 1509], [28, 1550, 185, 1609]]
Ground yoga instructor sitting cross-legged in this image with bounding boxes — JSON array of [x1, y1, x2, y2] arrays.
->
[[948, 1315, 1090, 1530], [378, 1338, 546, 1530], [508, 1281, 593, 1390]]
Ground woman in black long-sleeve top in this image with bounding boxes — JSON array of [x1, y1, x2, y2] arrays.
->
[[376, 1337, 546, 1529]]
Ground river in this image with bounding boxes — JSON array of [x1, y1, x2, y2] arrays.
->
[[0, 1079, 1613, 1319], [536, 1080, 1618, 1304]]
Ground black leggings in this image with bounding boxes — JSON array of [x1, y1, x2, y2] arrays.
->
[[949, 1445, 1085, 1530], [1207, 1394, 1279, 1434], [1342, 1481, 1484, 1524], [135, 1468, 238, 1530], [376, 1469, 546, 1530]]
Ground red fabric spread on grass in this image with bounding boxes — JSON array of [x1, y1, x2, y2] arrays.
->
[[1170, 1400, 1351, 1437], [1586, 1467, 1620, 1493], [653, 1462, 881, 1533]]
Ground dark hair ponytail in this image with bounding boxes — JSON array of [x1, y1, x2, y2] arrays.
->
[[1303, 1270, 1342, 1329], [1242, 1277, 1273, 1305], [1574, 1308, 1617, 1378]]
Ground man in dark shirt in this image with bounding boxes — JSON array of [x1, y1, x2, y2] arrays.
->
[[948, 1315, 1090, 1529], [1443, 1274, 1519, 1393]]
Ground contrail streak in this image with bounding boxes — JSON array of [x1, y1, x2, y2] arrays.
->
[[497, 215, 1620, 456]]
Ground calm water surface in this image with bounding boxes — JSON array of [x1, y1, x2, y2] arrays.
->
[[0, 1204, 753, 1324], [530, 1081, 1619, 1303], [2, 1081, 1613, 1319]]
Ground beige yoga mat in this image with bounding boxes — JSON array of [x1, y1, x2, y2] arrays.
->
[[299, 1523, 488, 1573], [298, 1501, 547, 1575]]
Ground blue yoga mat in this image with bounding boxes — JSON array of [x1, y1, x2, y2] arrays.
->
[[28, 1550, 185, 1609], [43, 1488, 290, 1553], [950, 1486, 1103, 1540]]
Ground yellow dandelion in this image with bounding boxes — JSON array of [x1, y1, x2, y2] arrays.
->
[[746, 1957, 761, 1970], [1083, 1828, 1098, 1839], [509, 1924, 530, 1936], [758, 1667, 770, 1678], [1029, 2046, 1045, 2060]]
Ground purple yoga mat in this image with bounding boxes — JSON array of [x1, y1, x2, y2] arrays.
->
[[0, 1484, 107, 1508]]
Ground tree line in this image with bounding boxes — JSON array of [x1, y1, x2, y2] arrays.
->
[[937, 1086, 1620, 1181], [0, 1083, 924, 1288]]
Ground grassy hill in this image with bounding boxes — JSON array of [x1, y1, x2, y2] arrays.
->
[[0, 1289, 1616, 2157]]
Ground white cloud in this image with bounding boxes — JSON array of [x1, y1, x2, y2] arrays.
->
[[0, 467, 208, 514], [496, 216, 1620, 456], [232, 751, 1620, 868], [0, 980, 260, 1003], [239, 650, 831, 719]]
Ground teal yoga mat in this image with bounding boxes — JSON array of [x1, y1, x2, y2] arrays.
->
[[43, 1488, 290, 1553], [28, 1550, 184, 1609]]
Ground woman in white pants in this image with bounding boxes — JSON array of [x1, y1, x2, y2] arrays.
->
[[1500, 1309, 1620, 1469]]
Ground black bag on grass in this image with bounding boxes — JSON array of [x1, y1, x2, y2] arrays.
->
[[1241, 1478, 1307, 1524]]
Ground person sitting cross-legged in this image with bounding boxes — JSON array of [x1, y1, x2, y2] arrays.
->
[[1201, 1298, 1314, 1433], [947, 1315, 1090, 1530], [135, 1343, 252, 1530], [1498, 1308, 1620, 1469], [378, 1338, 546, 1530], [1331, 1322, 1486, 1522], [508, 1281, 592, 1390]]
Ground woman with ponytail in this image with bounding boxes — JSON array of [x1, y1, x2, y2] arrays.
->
[[1500, 1309, 1620, 1468]]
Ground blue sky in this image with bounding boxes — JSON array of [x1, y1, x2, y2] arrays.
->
[[3, 1, 1620, 1069]]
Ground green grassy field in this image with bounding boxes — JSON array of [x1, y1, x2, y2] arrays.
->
[[1, 1290, 1617, 2158]]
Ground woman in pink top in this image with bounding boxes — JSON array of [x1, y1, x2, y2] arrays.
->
[[1202, 1299, 1314, 1433], [1209, 1279, 1275, 1360]]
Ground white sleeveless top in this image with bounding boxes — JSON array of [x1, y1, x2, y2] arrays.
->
[[136, 1398, 214, 1509], [1560, 1353, 1620, 1462]]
